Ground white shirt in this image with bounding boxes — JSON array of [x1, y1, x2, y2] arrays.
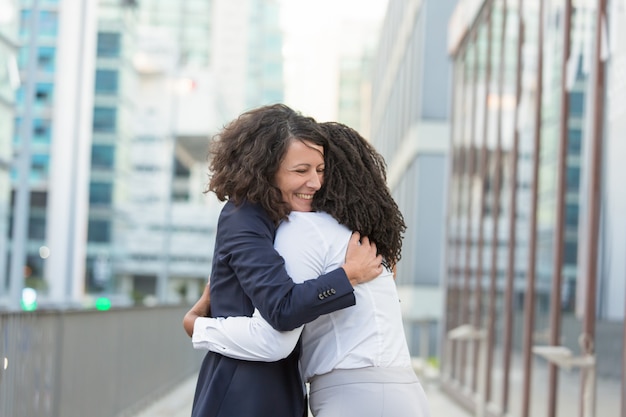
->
[[192, 211, 412, 381]]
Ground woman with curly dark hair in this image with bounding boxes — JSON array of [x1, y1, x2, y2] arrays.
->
[[185, 104, 383, 417], [187, 121, 431, 417]]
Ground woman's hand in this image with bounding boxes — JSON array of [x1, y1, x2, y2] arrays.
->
[[342, 232, 383, 286], [183, 278, 211, 337]]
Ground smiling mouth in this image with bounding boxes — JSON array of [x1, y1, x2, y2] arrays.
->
[[295, 193, 314, 200]]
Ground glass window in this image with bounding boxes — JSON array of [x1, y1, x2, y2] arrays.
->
[[21, 11, 58, 37], [38, 47, 56, 73], [566, 166, 580, 191], [89, 182, 113, 205], [15, 83, 54, 106], [35, 83, 54, 105], [88, 219, 111, 243], [91, 145, 115, 169], [31, 154, 50, 179], [568, 129, 581, 153], [97, 32, 121, 58], [174, 157, 189, 177], [20, 47, 57, 72], [28, 216, 46, 239], [14, 118, 53, 144], [92, 107, 116, 133], [33, 119, 52, 143], [30, 191, 48, 207], [565, 203, 578, 227], [564, 241, 578, 265], [173, 190, 189, 202], [39, 11, 58, 36], [19, 10, 31, 36], [94, 70, 119, 95], [569, 91, 585, 117]]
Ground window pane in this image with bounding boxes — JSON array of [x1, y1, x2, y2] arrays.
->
[[33, 119, 52, 144], [38, 47, 56, 73], [565, 203, 578, 227], [92, 107, 116, 132], [39, 11, 58, 36], [94, 70, 119, 95], [88, 220, 111, 243], [568, 129, 581, 153], [31, 154, 50, 179], [569, 91, 585, 117], [91, 145, 115, 169], [35, 83, 54, 105], [97, 32, 121, 58], [28, 216, 46, 239], [89, 182, 113, 205]]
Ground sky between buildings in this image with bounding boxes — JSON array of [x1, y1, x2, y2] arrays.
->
[[278, 0, 389, 122]]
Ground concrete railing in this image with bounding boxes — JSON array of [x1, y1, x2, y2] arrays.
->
[[0, 305, 204, 417]]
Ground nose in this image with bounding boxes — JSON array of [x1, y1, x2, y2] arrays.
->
[[307, 171, 322, 190]]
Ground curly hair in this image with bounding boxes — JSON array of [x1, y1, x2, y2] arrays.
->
[[313, 122, 406, 269], [206, 103, 327, 224]]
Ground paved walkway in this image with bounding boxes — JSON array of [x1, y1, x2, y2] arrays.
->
[[132, 373, 471, 417]]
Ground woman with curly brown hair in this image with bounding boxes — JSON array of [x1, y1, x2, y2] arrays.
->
[[186, 104, 383, 417], [187, 121, 431, 417]]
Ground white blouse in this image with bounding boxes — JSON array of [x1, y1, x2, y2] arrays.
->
[[192, 211, 412, 382]]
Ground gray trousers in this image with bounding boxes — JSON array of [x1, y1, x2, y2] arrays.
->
[[308, 367, 431, 417]]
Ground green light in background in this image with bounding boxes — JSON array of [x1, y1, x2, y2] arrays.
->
[[21, 288, 37, 311], [95, 297, 112, 311]]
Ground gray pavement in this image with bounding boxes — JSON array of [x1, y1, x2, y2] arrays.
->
[[130, 350, 622, 417], [131, 373, 471, 417]]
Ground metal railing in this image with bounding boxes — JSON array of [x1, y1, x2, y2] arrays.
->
[[0, 305, 204, 417]]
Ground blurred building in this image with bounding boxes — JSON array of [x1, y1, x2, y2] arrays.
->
[[442, 0, 624, 416], [211, 0, 284, 120], [95, 0, 285, 304], [111, 0, 285, 304], [0, 0, 18, 297], [114, 21, 222, 304], [336, 19, 380, 137], [4, 0, 285, 309], [370, 0, 457, 356], [85, 0, 138, 301], [6, 0, 98, 307]]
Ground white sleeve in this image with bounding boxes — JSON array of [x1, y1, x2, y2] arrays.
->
[[191, 308, 302, 361]]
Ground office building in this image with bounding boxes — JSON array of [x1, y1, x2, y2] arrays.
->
[[211, 0, 284, 120], [5, 0, 98, 307], [110, 0, 286, 303], [443, 0, 624, 415], [336, 19, 379, 137], [370, 0, 457, 356], [0, 0, 18, 298]]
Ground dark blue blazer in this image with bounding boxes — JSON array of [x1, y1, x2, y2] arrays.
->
[[191, 201, 356, 417]]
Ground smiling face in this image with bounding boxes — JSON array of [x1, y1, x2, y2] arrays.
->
[[274, 139, 325, 213]]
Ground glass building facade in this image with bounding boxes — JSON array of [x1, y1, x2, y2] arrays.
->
[[244, 0, 284, 107], [370, 0, 457, 359], [10, 0, 59, 294], [86, 0, 137, 293], [444, 0, 624, 416], [0, 0, 19, 294]]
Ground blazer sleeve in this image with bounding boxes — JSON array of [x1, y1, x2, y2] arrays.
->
[[218, 203, 355, 331]]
